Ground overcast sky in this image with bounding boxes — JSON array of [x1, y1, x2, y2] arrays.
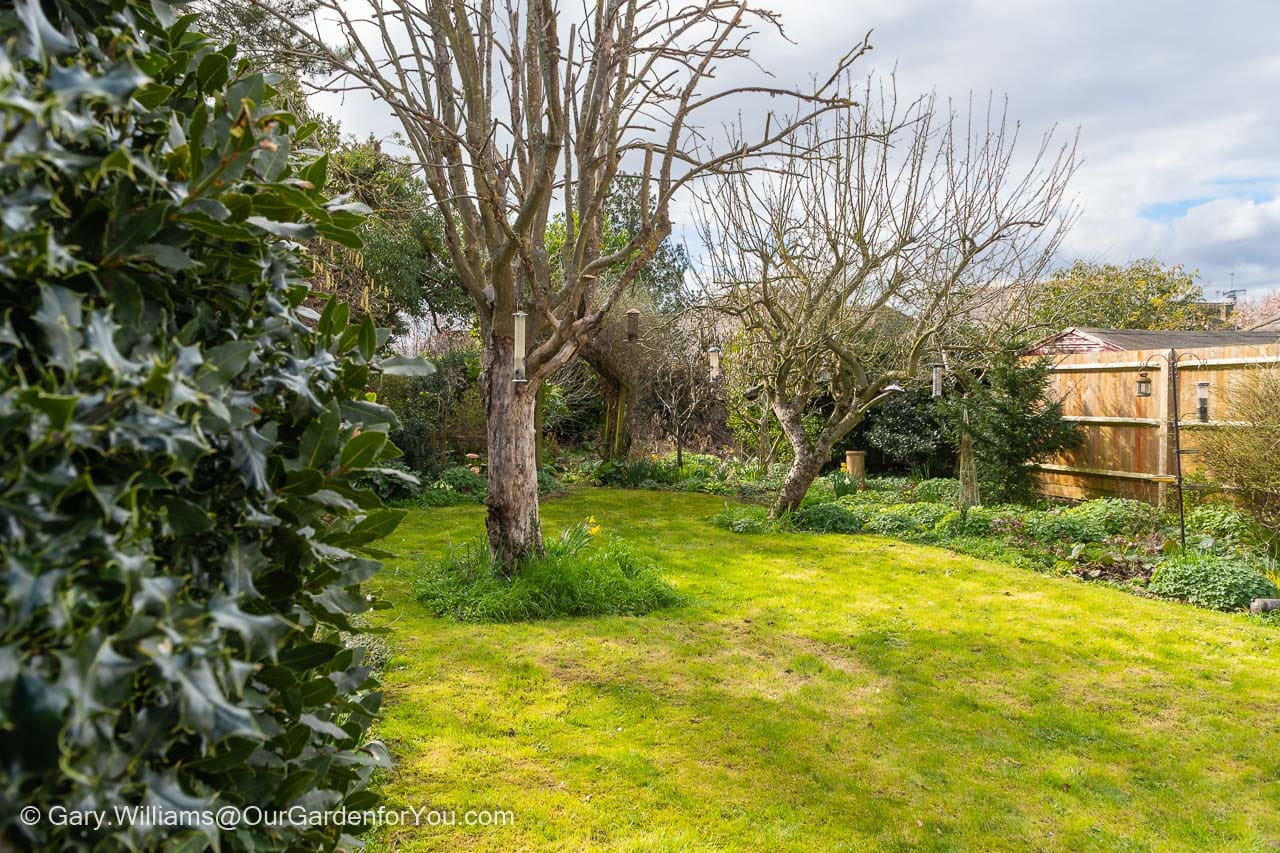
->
[[312, 0, 1280, 298]]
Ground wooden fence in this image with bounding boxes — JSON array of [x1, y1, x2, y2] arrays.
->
[[1032, 343, 1280, 503]]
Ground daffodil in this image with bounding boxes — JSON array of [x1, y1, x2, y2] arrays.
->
[[588, 524, 601, 536], [588, 515, 597, 524]]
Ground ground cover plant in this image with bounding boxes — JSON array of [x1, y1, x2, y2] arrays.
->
[[364, 490, 1280, 850]]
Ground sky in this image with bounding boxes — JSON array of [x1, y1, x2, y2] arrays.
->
[[311, 0, 1280, 299]]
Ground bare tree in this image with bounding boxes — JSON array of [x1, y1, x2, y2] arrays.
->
[[697, 81, 1077, 515], [647, 322, 718, 467], [244, 0, 866, 570]]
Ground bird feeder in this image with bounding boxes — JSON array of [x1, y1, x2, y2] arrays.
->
[[1135, 370, 1152, 398], [707, 345, 722, 381], [1196, 380, 1210, 422], [513, 309, 528, 383], [931, 363, 944, 398], [816, 365, 832, 385], [625, 307, 640, 343]]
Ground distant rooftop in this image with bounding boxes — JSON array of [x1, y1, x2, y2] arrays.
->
[[1028, 327, 1280, 355]]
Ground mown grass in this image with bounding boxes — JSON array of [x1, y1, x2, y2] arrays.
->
[[365, 489, 1280, 851]]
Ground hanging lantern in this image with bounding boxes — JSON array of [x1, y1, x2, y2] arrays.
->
[[512, 310, 528, 383], [1135, 370, 1152, 398], [625, 307, 640, 343], [816, 365, 832, 385], [1196, 380, 1210, 422], [707, 345, 722, 381], [931, 363, 944, 398]]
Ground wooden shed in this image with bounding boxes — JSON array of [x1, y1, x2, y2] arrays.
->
[[1025, 327, 1280, 503]]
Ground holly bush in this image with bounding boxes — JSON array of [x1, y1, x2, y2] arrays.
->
[[0, 1, 426, 849]]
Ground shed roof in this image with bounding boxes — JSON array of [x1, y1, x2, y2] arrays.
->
[[1027, 327, 1280, 355]]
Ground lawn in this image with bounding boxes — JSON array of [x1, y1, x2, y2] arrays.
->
[[366, 489, 1280, 851]]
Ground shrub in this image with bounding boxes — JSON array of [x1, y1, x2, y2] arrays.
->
[[1064, 498, 1164, 537], [1025, 509, 1107, 544], [836, 489, 904, 509], [438, 464, 488, 495], [537, 468, 564, 495], [381, 345, 484, 473], [800, 477, 837, 507], [936, 355, 1080, 504], [1, 7, 416, 848], [1200, 367, 1280, 536], [398, 484, 479, 507], [794, 502, 866, 534], [1187, 503, 1271, 552], [354, 460, 421, 503], [708, 505, 775, 534], [593, 458, 681, 488], [935, 507, 1002, 538], [911, 478, 961, 506], [1148, 552, 1279, 611], [414, 521, 683, 621], [864, 502, 952, 537], [866, 476, 914, 496]]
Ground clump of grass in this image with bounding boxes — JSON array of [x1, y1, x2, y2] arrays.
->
[[708, 504, 776, 533], [413, 519, 684, 622]]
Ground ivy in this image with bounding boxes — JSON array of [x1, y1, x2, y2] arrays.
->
[[0, 1, 425, 849]]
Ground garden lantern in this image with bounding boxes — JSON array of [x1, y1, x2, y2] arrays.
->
[[625, 307, 640, 343], [1135, 370, 1152, 398], [931, 363, 944, 398], [1196, 380, 1210, 422], [512, 309, 528, 383], [707, 345, 722, 381]]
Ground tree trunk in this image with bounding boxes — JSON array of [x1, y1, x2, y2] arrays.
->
[[597, 373, 633, 460], [773, 447, 826, 516], [483, 335, 543, 575], [771, 403, 828, 516], [534, 382, 546, 465]]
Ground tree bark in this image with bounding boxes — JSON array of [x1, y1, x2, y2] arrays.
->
[[773, 447, 827, 515], [483, 335, 543, 575], [592, 358, 632, 461], [770, 404, 830, 516]]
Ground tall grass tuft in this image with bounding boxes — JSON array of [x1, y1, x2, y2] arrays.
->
[[414, 520, 684, 622]]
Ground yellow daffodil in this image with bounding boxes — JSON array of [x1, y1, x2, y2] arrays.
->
[[588, 524, 601, 536], [588, 515, 597, 524]]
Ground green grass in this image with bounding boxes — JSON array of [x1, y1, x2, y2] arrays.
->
[[365, 489, 1280, 851], [412, 521, 684, 622]]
